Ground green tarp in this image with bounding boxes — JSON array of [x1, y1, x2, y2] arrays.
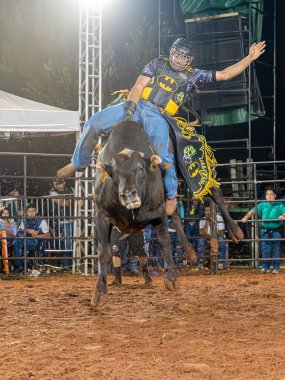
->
[[180, 0, 264, 126]]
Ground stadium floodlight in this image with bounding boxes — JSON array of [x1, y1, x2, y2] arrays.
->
[[79, 0, 113, 8], [79, 0, 99, 9]]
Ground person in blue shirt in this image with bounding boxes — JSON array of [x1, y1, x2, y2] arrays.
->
[[13, 204, 50, 272], [242, 188, 285, 273], [57, 39, 266, 216]]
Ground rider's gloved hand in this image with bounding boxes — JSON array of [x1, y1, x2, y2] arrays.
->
[[123, 100, 136, 121]]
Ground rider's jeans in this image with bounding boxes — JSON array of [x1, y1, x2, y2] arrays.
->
[[71, 99, 178, 199]]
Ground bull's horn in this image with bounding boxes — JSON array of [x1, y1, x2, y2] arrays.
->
[[118, 148, 145, 158], [149, 155, 162, 171], [96, 161, 105, 169]]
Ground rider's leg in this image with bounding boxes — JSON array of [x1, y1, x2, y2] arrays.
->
[[136, 101, 178, 215], [57, 103, 125, 177]]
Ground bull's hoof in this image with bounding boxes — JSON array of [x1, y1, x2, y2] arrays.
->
[[228, 231, 238, 244], [164, 277, 180, 292], [184, 242, 197, 264], [226, 223, 244, 244], [233, 225, 244, 240], [228, 224, 244, 244], [164, 271, 180, 292], [91, 290, 109, 308]]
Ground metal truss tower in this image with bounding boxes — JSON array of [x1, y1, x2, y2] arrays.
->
[[73, 0, 102, 274], [79, 0, 102, 123]]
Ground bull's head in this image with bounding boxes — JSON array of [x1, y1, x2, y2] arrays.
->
[[98, 149, 161, 210]]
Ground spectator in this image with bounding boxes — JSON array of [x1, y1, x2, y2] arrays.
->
[[185, 197, 204, 249], [143, 224, 163, 270], [241, 187, 285, 273], [168, 218, 183, 268], [176, 197, 185, 221], [111, 227, 151, 285], [4, 189, 24, 221], [0, 207, 17, 271], [50, 178, 74, 268], [167, 197, 185, 268], [13, 203, 50, 272], [0, 207, 18, 237], [197, 205, 227, 270]]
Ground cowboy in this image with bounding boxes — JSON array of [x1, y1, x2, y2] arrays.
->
[[58, 39, 266, 215]]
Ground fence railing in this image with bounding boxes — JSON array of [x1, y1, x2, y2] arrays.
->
[[1, 152, 285, 275]]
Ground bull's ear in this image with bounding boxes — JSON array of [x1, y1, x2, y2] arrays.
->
[[104, 164, 112, 176], [96, 161, 112, 182], [149, 154, 162, 172]]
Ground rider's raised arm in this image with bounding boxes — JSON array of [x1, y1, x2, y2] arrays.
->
[[127, 75, 151, 104], [216, 41, 266, 82]]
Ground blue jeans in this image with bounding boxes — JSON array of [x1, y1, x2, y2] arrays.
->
[[185, 223, 199, 249], [120, 240, 138, 273], [169, 231, 183, 268], [144, 226, 163, 268], [13, 233, 46, 270], [217, 236, 227, 265], [261, 229, 281, 271], [71, 100, 178, 199], [196, 236, 228, 266]]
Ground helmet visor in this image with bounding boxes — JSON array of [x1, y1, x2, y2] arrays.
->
[[169, 46, 193, 71]]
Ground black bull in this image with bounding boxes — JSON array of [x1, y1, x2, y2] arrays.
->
[[91, 121, 243, 307]]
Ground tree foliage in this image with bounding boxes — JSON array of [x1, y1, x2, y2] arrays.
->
[[0, 0, 78, 109], [0, 0, 178, 108], [102, 14, 158, 106]]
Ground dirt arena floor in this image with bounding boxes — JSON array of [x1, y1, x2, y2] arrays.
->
[[1, 269, 285, 380]]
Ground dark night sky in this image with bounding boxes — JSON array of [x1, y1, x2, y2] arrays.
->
[[7, 1, 285, 158]]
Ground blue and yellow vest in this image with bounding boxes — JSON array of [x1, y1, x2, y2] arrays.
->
[[141, 57, 193, 116]]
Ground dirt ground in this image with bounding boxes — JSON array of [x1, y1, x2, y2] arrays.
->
[[1, 270, 285, 380]]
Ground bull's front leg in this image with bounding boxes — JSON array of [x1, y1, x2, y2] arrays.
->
[[91, 213, 112, 308], [155, 218, 180, 292]]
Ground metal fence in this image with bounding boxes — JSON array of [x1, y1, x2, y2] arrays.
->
[[1, 152, 285, 276]]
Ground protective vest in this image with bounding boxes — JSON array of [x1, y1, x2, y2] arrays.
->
[[24, 218, 44, 235], [141, 57, 193, 116]]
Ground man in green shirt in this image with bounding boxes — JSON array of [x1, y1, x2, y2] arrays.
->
[[242, 188, 285, 273]]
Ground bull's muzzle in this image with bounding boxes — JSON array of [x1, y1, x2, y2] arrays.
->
[[119, 189, 141, 209]]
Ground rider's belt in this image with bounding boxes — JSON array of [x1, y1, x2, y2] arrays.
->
[[141, 87, 179, 116]]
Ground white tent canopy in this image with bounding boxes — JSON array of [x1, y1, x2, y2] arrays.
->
[[0, 90, 80, 133]]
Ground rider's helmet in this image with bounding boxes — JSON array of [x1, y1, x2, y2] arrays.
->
[[169, 38, 195, 71]]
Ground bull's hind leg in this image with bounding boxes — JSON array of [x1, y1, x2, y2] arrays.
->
[[91, 216, 112, 308], [155, 221, 180, 292], [210, 187, 244, 244], [170, 210, 197, 264]]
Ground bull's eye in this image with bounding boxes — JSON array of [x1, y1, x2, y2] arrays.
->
[[138, 164, 144, 171]]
